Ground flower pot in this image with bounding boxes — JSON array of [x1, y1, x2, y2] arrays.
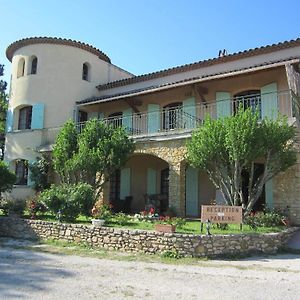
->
[[154, 224, 176, 233], [91, 219, 105, 227]]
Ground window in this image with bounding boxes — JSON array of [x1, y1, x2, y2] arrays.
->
[[160, 168, 169, 196], [233, 90, 261, 117], [15, 159, 28, 185], [108, 112, 123, 128], [82, 63, 90, 81], [17, 58, 25, 78], [18, 106, 32, 130], [163, 102, 182, 130], [31, 57, 38, 74], [78, 110, 88, 123], [110, 170, 121, 201]]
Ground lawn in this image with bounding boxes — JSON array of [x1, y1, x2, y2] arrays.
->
[[14, 212, 284, 234]]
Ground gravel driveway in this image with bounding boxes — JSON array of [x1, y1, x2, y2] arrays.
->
[[1, 240, 300, 300]]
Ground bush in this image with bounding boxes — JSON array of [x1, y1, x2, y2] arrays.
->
[[161, 249, 182, 259], [244, 210, 285, 229], [0, 198, 26, 216], [91, 201, 112, 220], [0, 161, 16, 195], [114, 212, 130, 225], [39, 183, 94, 221], [26, 195, 48, 219]]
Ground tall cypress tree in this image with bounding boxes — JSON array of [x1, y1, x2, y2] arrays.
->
[[0, 64, 8, 160]]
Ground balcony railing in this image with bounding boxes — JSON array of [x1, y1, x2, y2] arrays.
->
[[40, 90, 299, 146]]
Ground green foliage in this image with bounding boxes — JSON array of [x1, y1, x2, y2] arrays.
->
[[171, 217, 186, 229], [0, 161, 16, 195], [0, 64, 7, 159], [161, 249, 182, 259], [39, 183, 94, 221], [187, 108, 296, 214], [0, 198, 26, 216], [114, 212, 131, 225], [53, 119, 135, 198], [29, 154, 52, 192], [244, 211, 285, 229], [91, 201, 112, 220], [26, 196, 48, 219]]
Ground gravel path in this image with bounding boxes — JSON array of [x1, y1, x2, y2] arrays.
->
[[0, 241, 300, 299]]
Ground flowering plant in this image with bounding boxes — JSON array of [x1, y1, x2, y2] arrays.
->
[[157, 216, 186, 228], [134, 207, 159, 222], [91, 201, 112, 220]]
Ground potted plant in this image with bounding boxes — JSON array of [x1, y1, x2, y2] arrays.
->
[[91, 201, 112, 227], [154, 216, 177, 233]]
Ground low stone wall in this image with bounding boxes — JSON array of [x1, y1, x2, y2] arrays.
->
[[0, 217, 298, 257]]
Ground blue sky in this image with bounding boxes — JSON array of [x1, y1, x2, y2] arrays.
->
[[1, 0, 300, 85]]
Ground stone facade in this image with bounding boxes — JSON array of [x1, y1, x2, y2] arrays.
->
[[0, 217, 297, 257]]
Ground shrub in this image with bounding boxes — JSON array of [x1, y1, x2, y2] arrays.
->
[[114, 212, 130, 225], [172, 217, 186, 229], [161, 249, 182, 259], [91, 201, 112, 220], [0, 198, 26, 216], [26, 195, 47, 219], [244, 210, 285, 229], [0, 161, 16, 195], [39, 183, 94, 221]]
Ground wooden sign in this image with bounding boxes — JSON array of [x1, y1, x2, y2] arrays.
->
[[201, 205, 243, 224]]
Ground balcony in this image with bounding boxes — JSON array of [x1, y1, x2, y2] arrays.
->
[[40, 90, 299, 147]]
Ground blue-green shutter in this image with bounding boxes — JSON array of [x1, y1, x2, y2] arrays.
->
[[87, 111, 98, 120], [265, 179, 273, 210], [216, 92, 231, 118], [6, 107, 13, 132], [31, 103, 45, 129], [186, 166, 199, 216], [123, 108, 133, 133], [147, 168, 157, 195], [261, 83, 278, 119], [120, 168, 131, 199], [183, 97, 196, 129], [147, 104, 160, 133], [98, 112, 104, 120]]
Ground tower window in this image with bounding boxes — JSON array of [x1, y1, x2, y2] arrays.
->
[[18, 106, 32, 130], [82, 63, 90, 81], [31, 57, 38, 74], [17, 58, 25, 78]]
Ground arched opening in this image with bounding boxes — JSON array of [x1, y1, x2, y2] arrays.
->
[[17, 58, 25, 78], [15, 159, 29, 185], [233, 90, 261, 117], [30, 56, 38, 74], [82, 62, 90, 81], [18, 106, 32, 130], [163, 102, 182, 130]]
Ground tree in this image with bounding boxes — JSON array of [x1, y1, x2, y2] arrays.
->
[[0, 161, 16, 196], [53, 119, 135, 198], [187, 108, 297, 216], [0, 64, 8, 160]]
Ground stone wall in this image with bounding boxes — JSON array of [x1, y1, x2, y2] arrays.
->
[[0, 217, 297, 257]]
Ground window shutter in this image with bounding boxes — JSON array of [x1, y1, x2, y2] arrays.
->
[[147, 104, 160, 133], [147, 168, 157, 195], [185, 166, 199, 216], [216, 92, 231, 118], [123, 108, 133, 133], [27, 159, 35, 187], [265, 179, 273, 210], [183, 97, 196, 129], [6, 107, 13, 132], [98, 112, 104, 120], [31, 103, 45, 129], [120, 168, 131, 199], [261, 82, 278, 119]]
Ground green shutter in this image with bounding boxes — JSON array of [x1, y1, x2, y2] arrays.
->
[[261, 83, 278, 119], [120, 168, 131, 199], [265, 179, 273, 210], [123, 108, 133, 133], [183, 97, 196, 129], [31, 103, 45, 129], [147, 168, 157, 195], [216, 92, 231, 118], [147, 104, 160, 133], [6, 107, 13, 132], [186, 166, 199, 216]]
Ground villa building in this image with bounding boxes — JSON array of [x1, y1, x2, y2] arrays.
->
[[4, 37, 300, 223]]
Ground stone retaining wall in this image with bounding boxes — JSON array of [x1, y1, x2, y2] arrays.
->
[[0, 217, 298, 257]]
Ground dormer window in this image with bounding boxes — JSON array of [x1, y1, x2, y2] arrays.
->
[[18, 106, 32, 130], [82, 63, 90, 81]]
